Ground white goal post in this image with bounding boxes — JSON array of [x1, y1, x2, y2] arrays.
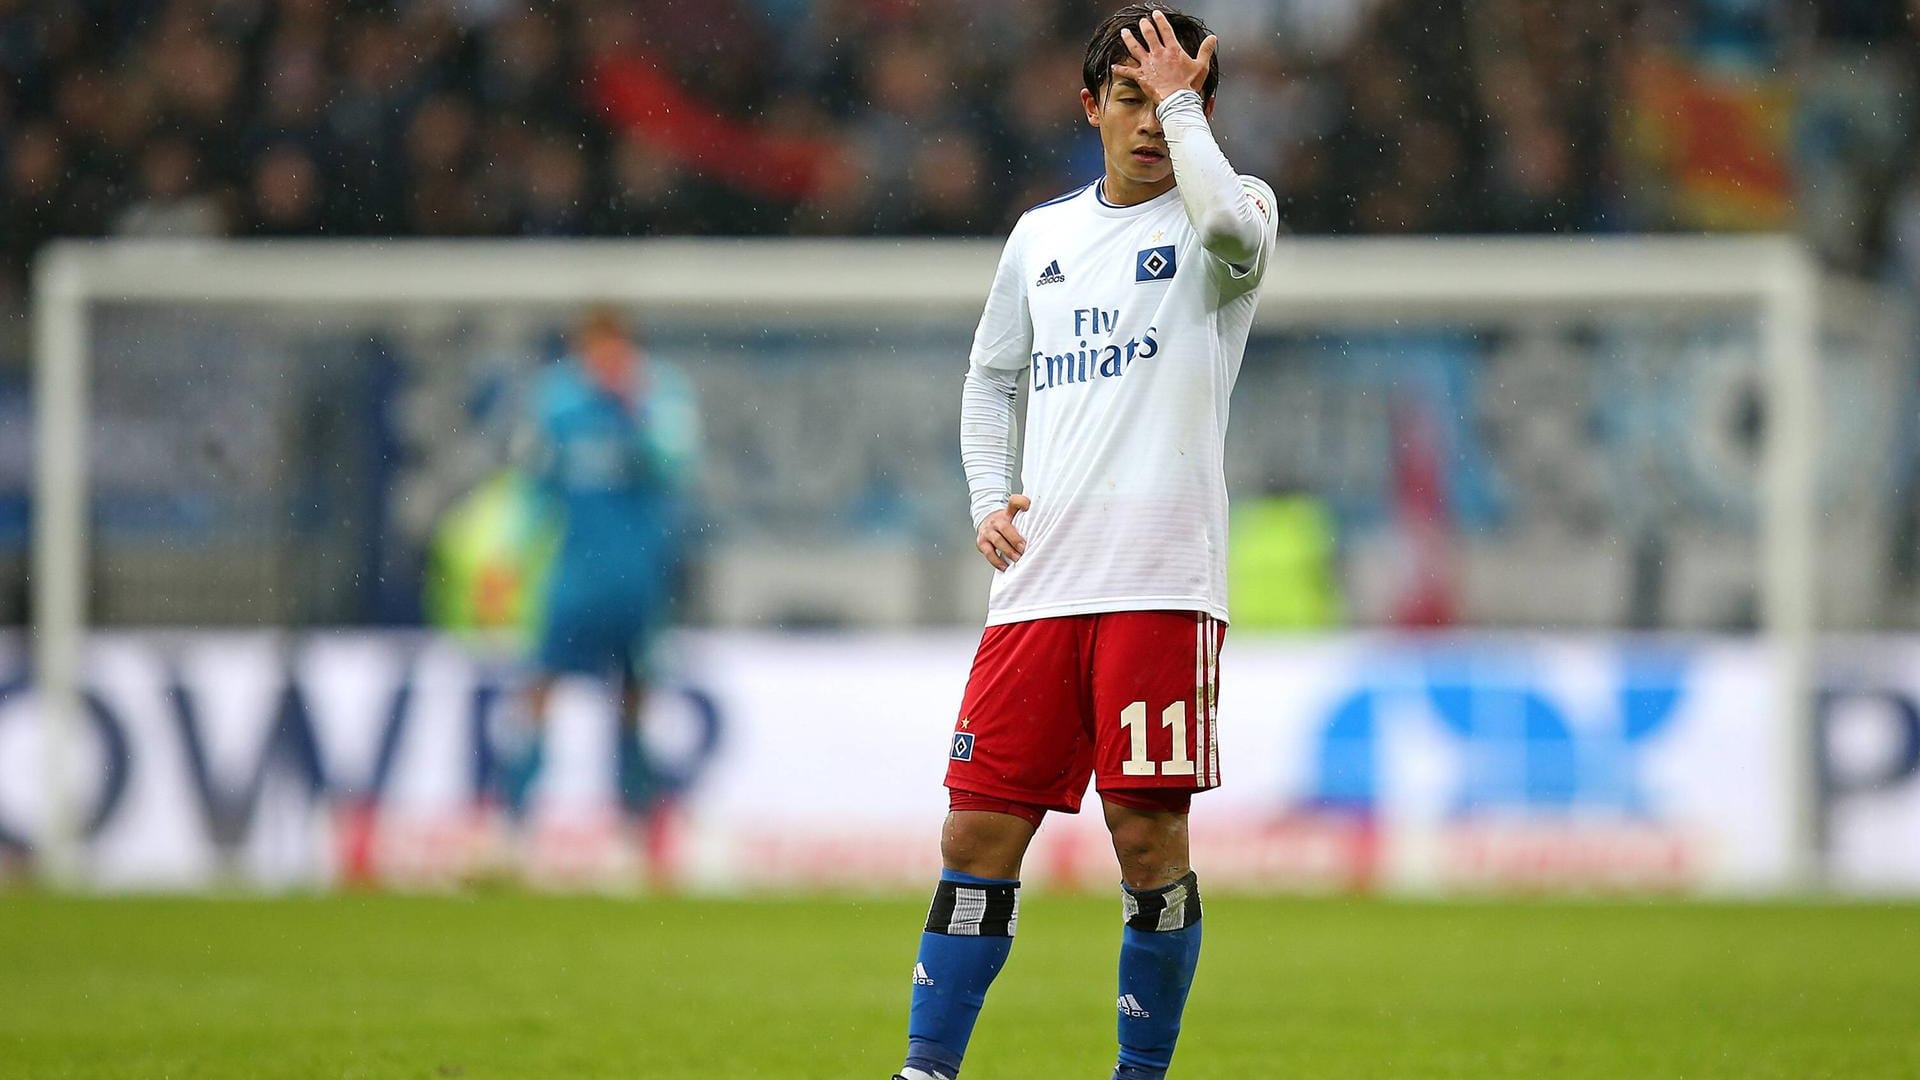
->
[[30, 235, 1820, 886]]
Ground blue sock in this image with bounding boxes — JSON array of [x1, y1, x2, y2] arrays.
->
[[496, 728, 544, 825], [904, 869, 1019, 1079], [615, 728, 654, 819], [1113, 872, 1204, 1080]]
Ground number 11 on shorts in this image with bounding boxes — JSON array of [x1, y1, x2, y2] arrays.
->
[[1119, 700, 1196, 777]]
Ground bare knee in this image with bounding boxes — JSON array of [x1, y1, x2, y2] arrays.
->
[[1103, 799, 1190, 890], [941, 811, 1038, 880]]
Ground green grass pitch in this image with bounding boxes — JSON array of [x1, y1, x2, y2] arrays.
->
[[2, 892, 1917, 1078]]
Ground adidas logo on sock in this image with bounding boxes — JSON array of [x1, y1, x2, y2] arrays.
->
[[1035, 259, 1066, 286], [912, 962, 935, 986], [1117, 993, 1151, 1018]]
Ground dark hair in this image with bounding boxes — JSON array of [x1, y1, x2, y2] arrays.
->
[[1082, 3, 1219, 104], [577, 304, 633, 342]]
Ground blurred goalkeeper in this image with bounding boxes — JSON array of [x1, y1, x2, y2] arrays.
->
[[493, 307, 700, 841]]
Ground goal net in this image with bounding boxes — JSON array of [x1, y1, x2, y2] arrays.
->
[[23, 235, 1852, 889]]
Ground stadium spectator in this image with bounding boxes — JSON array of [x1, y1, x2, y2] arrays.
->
[[402, 92, 486, 235], [0, 0, 1913, 301], [2, 123, 74, 285], [244, 142, 326, 236], [512, 131, 590, 236], [112, 135, 224, 237]]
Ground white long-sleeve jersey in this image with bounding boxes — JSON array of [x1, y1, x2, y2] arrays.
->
[[961, 89, 1279, 627]]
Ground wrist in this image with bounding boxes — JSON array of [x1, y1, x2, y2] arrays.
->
[[1155, 88, 1203, 119], [971, 497, 1006, 532]]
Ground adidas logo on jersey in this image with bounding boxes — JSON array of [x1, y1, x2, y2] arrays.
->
[[913, 963, 935, 986], [1035, 259, 1066, 286], [1118, 993, 1151, 1018]]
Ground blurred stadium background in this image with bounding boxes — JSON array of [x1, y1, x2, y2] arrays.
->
[[4, 1, 1920, 1075]]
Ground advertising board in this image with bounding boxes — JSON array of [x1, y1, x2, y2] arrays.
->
[[2, 631, 1910, 894]]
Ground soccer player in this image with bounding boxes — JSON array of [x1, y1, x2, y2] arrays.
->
[[892, 6, 1276, 1080], [492, 308, 700, 847]]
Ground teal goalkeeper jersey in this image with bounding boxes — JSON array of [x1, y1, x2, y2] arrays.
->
[[527, 358, 699, 589]]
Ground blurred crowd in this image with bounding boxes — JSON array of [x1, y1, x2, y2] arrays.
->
[[3, 0, 1920, 298]]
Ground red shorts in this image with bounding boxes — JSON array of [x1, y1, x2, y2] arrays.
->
[[945, 610, 1224, 815]]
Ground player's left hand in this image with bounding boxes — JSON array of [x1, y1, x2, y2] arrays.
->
[[1112, 9, 1216, 107]]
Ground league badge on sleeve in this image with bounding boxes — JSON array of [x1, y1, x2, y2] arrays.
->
[[951, 731, 976, 761], [1135, 245, 1177, 282]]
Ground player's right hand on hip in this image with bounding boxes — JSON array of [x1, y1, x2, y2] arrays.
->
[[977, 494, 1030, 571]]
